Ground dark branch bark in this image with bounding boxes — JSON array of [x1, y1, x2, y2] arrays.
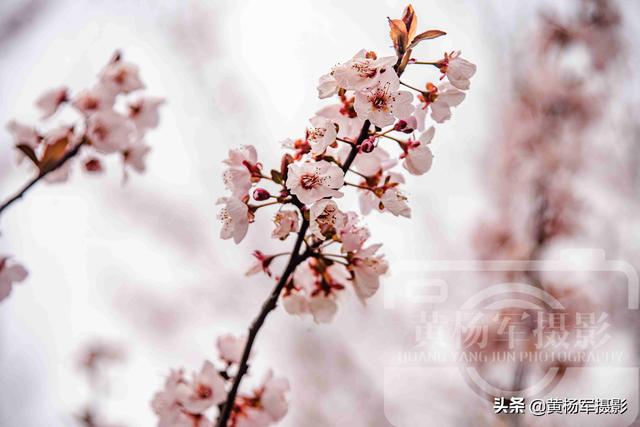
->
[[216, 217, 310, 426], [0, 140, 86, 217]]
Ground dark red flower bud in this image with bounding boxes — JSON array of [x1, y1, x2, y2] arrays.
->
[[394, 120, 407, 131], [253, 188, 271, 201], [360, 139, 375, 153]]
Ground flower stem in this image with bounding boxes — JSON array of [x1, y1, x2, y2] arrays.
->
[[0, 139, 87, 218], [412, 61, 439, 66], [399, 80, 425, 93], [344, 182, 374, 192]]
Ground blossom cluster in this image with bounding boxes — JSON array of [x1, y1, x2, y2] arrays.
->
[[217, 16, 475, 324], [470, 0, 624, 396], [6, 51, 163, 182], [1, 52, 163, 304], [153, 334, 289, 427]]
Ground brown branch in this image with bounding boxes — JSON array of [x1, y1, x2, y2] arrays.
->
[[0, 140, 87, 217], [216, 216, 310, 426]]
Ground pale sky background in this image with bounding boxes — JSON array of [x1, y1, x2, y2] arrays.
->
[[0, 1, 639, 426]]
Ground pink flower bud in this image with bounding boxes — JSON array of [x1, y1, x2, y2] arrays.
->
[[253, 188, 271, 201]]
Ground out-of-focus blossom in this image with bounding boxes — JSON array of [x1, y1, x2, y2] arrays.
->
[[123, 142, 151, 174], [72, 85, 116, 115], [6, 120, 40, 149], [0, 257, 28, 302], [35, 86, 67, 118], [129, 96, 165, 134], [87, 110, 135, 154], [216, 334, 248, 365], [100, 58, 144, 94]]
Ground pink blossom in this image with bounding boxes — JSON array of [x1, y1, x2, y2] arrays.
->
[[260, 370, 290, 421], [286, 160, 344, 205], [332, 49, 399, 91], [152, 370, 186, 425], [35, 86, 67, 118], [352, 146, 396, 177], [223, 145, 259, 198], [442, 51, 476, 90], [421, 82, 466, 125], [245, 250, 275, 277], [336, 212, 370, 253], [380, 187, 411, 218], [317, 73, 338, 99], [217, 197, 250, 244], [152, 370, 214, 427], [100, 59, 144, 94], [307, 116, 336, 155], [72, 84, 116, 115], [358, 172, 405, 216], [354, 84, 414, 127], [309, 199, 346, 239], [271, 210, 299, 240], [0, 257, 28, 302], [285, 259, 349, 323], [308, 294, 338, 324], [315, 104, 365, 140], [282, 292, 308, 317], [235, 409, 273, 427], [175, 361, 226, 414], [87, 110, 135, 154], [402, 127, 434, 176], [129, 96, 165, 134], [350, 243, 388, 300], [216, 334, 247, 364]]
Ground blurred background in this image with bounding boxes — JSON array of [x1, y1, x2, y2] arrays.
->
[[0, 0, 639, 426]]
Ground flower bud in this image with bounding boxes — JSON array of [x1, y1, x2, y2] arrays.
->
[[394, 120, 407, 131], [253, 188, 271, 201], [360, 138, 375, 153]]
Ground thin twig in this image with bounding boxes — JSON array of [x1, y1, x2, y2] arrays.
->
[[399, 80, 424, 93], [0, 140, 87, 217]]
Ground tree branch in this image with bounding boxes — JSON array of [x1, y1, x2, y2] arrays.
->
[[0, 140, 87, 217], [216, 216, 310, 426]]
